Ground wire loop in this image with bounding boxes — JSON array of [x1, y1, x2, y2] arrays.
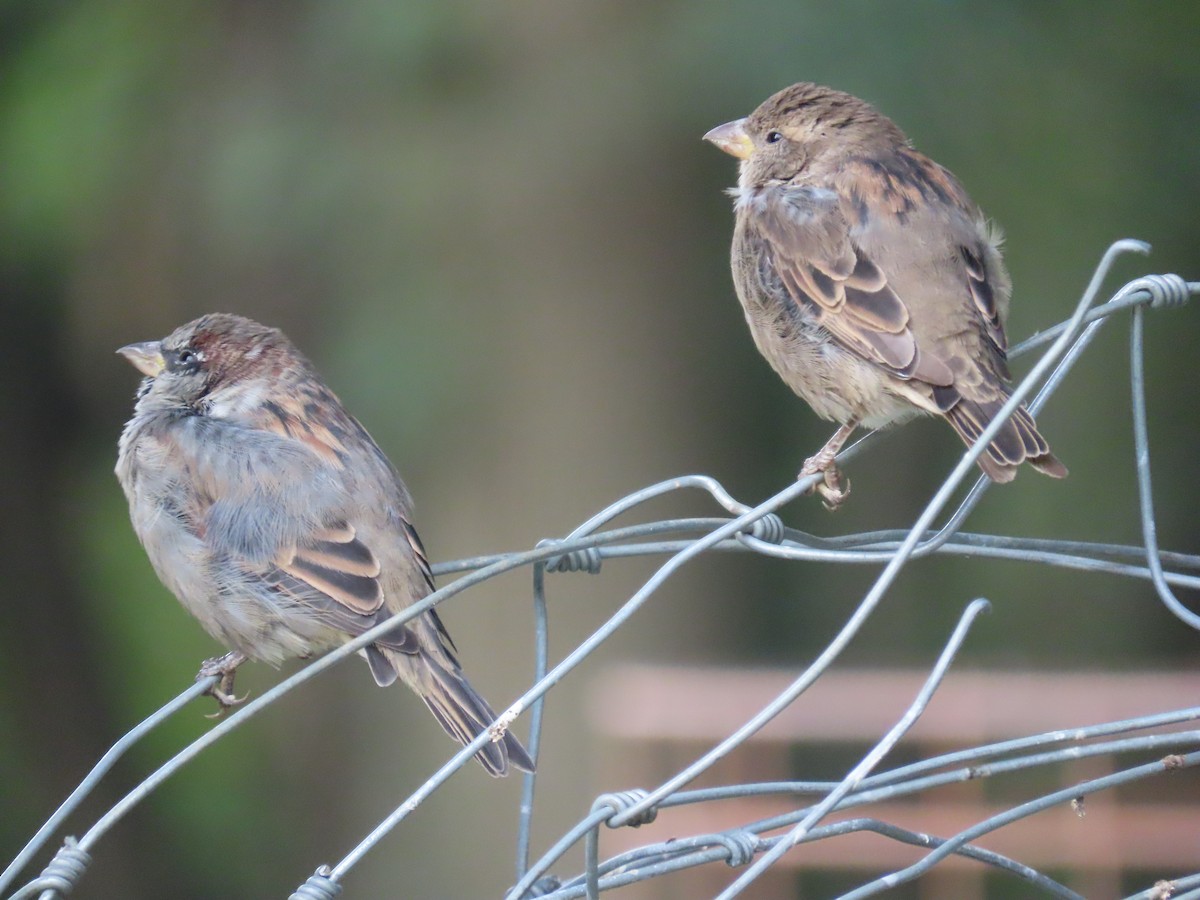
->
[[709, 830, 759, 868], [746, 513, 786, 544], [591, 789, 658, 828], [1140, 273, 1191, 309], [288, 867, 342, 900], [11, 839, 90, 900], [537, 539, 603, 574]]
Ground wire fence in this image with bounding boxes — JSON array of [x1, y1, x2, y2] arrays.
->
[[3, 239, 1198, 899]]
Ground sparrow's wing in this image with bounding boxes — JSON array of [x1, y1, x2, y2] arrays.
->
[[159, 399, 434, 658], [746, 183, 954, 387], [246, 395, 457, 657], [837, 152, 1011, 373]]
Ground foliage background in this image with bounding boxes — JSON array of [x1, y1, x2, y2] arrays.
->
[[1, 3, 1197, 897]]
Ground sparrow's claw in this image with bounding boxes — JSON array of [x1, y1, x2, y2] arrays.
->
[[196, 651, 249, 715], [816, 465, 850, 511], [799, 457, 850, 509]]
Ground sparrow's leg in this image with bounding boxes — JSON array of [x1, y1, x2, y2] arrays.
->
[[196, 650, 249, 712], [799, 422, 856, 510]]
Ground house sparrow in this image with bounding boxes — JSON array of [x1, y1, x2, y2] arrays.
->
[[705, 83, 1066, 507], [115, 313, 533, 776]]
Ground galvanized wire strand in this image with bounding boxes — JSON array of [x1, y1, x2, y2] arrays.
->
[[675, 704, 1200, 808], [711, 598, 992, 898], [847, 704, 1200, 797], [918, 540, 1200, 589], [0, 680, 209, 898], [515, 562, 552, 880], [544, 817, 1083, 900], [1130, 302, 1200, 630], [741, 530, 1200, 589], [513, 528, 1200, 595], [431, 505, 782, 580], [737, 520, 1200, 574], [800, 527, 1200, 570], [737, 728, 1200, 837], [1011, 273, 1197, 358], [554, 475, 765, 536], [436, 511, 1199, 591], [829, 821, 1084, 900], [815, 530, 1200, 569], [838, 750, 1200, 900]]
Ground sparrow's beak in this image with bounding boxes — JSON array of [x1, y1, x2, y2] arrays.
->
[[117, 341, 166, 377], [703, 117, 753, 160]]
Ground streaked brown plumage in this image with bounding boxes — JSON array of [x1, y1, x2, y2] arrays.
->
[[116, 313, 533, 776], [705, 83, 1066, 505]]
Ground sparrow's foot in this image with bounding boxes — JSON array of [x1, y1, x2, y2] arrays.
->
[[798, 422, 857, 510], [196, 651, 249, 714]]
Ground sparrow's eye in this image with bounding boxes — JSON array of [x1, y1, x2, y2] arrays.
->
[[167, 347, 202, 374], [765, 131, 783, 144]]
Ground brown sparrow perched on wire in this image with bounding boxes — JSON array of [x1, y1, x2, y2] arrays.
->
[[116, 313, 533, 776], [705, 83, 1066, 507]]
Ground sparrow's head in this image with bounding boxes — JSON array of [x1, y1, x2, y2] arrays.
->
[[704, 82, 907, 185], [118, 313, 303, 417]]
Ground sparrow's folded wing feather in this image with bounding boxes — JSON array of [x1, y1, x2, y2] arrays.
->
[[747, 184, 953, 387], [960, 242, 1009, 365]]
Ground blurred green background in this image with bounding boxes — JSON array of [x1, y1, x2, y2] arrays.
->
[[1, 2, 1197, 897]]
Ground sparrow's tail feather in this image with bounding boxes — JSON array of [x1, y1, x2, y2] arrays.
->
[[377, 645, 535, 777], [941, 390, 1068, 483]]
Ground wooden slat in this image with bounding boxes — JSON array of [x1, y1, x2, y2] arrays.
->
[[589, 667, 1200, 742], [587, 666, 1200, 881]]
